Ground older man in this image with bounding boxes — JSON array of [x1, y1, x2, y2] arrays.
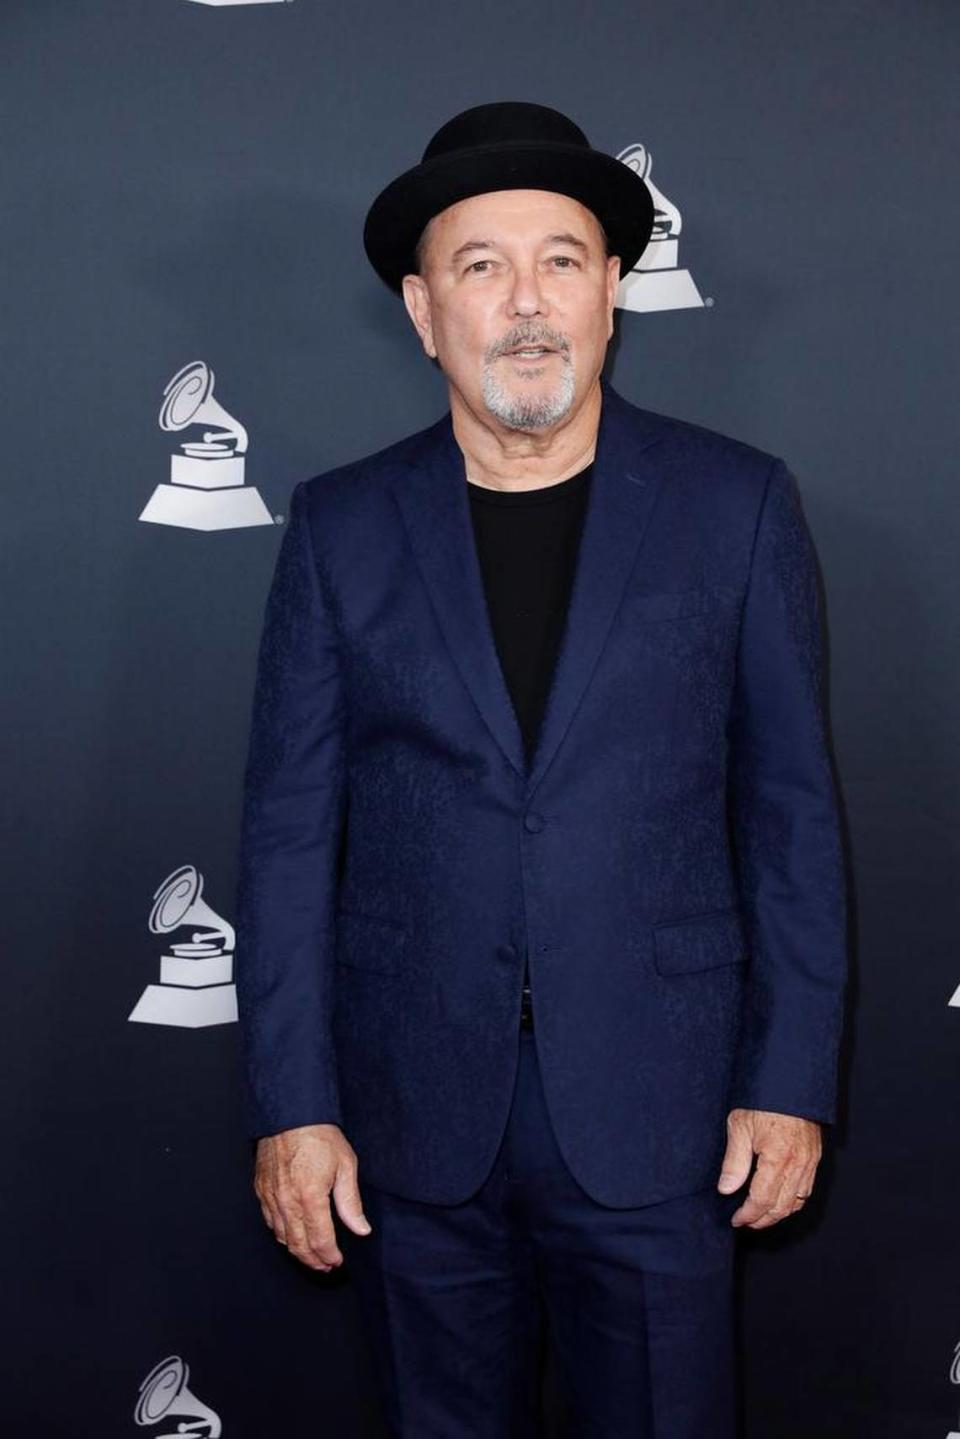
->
[[234, 102, 848, 1437]]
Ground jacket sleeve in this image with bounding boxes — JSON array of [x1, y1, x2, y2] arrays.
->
[[233, 479, 347, 1140], [726, 458, 849, 1124]]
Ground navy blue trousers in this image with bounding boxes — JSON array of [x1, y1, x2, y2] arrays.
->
[[341, 1026, 739, 1438]]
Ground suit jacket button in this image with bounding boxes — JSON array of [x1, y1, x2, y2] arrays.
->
[[523, 811, 545, 833]]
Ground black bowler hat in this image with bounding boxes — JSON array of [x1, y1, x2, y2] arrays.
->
[[363, 101, 655, 295]]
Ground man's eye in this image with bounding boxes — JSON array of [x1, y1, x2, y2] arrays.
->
[[551, 256, 578, 268], [468, 260, 492, 273]]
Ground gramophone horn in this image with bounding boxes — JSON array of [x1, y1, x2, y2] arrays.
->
[[148, 865, 236, 951], [159, 361, 214, 429], [159, 360, 248, 454], [135, 1355, 222, 1436]]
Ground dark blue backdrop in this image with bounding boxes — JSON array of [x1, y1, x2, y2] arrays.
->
[[3, 1, 958, 1434]]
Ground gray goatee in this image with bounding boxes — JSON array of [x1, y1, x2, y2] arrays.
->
[[481, 327, 574, 430]]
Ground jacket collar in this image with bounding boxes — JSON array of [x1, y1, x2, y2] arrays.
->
[[389, 376, 669, 801]]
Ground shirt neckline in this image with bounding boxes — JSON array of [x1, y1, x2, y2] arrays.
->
[[465, 461, 593, 507]]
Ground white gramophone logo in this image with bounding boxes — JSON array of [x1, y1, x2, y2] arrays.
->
[[140, 360, 275, 531], [949, 977, 960, 1008], [136, 1354, 221, 1436], [614, 143, 704, 314], [947, 1336, 960, 1439], [129, 864, 238, 1028]]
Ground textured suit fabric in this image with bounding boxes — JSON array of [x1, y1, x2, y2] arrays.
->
[[234, 377, 848, 1208]]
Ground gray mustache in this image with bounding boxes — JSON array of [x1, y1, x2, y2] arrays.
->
[[491, 335, 569, 358]]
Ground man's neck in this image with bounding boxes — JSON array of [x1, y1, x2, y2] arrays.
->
[[451, 378, 602, 493]]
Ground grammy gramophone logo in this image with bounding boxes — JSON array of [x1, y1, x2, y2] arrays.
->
[[136, 1355, 221, 1436], [614, 142, 704, 314], [947, 1336, 960, 1439], [949, 976, 960, 1008], [128, 864, 238, 1029], [140, 360, 275, 531]]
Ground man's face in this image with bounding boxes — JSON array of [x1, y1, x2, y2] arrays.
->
[[401, 190, 621, 433]]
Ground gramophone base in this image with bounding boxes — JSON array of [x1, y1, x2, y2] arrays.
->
[[616, 267, 704, 313], [139, 483, 275, 531], [128, 982, 238, 1028], [160, 952, 233, 987]]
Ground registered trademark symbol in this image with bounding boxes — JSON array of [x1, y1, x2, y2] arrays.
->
[[705, 296, 714, 307], [274, 514, 284, 525]]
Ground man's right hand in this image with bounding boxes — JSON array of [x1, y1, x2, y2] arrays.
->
[[253, 1124, 372, 1272]]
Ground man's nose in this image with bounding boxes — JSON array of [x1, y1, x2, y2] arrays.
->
[[507, 263, 549, 316]]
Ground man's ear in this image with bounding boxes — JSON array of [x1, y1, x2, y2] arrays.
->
[[401, 275, 437, 359], [606, 255, 621, 336]]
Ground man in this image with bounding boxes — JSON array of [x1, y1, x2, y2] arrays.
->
[[234, 102, 848, 1437]]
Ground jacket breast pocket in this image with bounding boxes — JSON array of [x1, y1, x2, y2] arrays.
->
[[629, 584, 739, 625], [652, 906, 747, 976], [335, 909, 408, 975]]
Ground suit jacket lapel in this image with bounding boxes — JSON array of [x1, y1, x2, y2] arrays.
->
[[389, 378, 668, 798], [523, 381, 667, 797]]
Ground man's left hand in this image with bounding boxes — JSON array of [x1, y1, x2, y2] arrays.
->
[[717, 1108, 822, 1229]]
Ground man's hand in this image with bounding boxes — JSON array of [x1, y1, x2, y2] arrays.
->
[[717, 1108, 822, 1229], [254, 1124, 372, 1271]]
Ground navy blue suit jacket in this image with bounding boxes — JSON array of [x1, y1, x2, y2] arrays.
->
[[234, 378, 848, 1208]]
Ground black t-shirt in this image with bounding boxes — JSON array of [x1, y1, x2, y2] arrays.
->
[[466, 460, 593, 763], [466, 460, 594, 1003]]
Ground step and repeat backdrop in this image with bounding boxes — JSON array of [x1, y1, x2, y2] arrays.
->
[[3, 1, 957, 1435]]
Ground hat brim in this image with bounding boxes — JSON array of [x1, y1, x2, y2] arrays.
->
[[363, 139, 655, 294]]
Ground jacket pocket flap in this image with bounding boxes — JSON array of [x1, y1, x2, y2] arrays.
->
[[652, 907, 747, 975], [335, 910, 408, 974], [631, 584, 739, 624]]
